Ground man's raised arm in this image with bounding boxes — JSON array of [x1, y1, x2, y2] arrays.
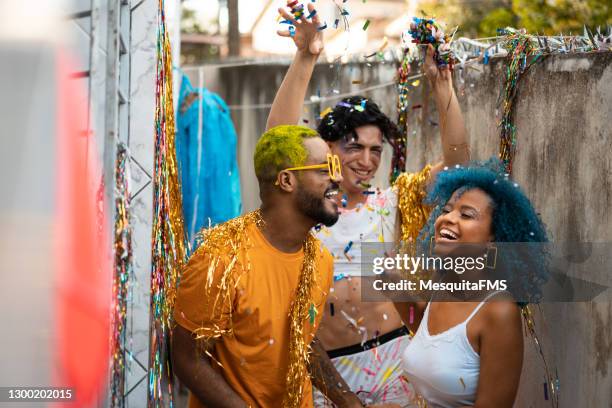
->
[[266, 3, 324, 130]]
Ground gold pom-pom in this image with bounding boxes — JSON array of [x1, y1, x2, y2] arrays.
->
[[394, 164, 432, 246]]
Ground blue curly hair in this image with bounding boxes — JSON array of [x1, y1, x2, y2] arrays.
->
[[418, 158, 549, 306]]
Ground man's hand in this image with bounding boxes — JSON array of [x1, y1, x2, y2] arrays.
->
[[266, 2, 323, 129], [277, 3, 324, 56], [423, 44, 451, 90]]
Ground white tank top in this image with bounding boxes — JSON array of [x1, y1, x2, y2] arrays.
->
[[401, 292, 502, 408]]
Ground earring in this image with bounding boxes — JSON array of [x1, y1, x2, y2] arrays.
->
[[485, 245, 497, 269]]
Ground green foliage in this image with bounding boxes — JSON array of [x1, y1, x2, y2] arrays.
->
[[479, 8, 517, 36], [418, 0, 511, 37], [417, 0, 611, 37], [181, 8, 204, 34]]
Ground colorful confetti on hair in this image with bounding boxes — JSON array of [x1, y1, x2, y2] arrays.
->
[[497, 28, 543, 174], [408, 17, 456, 67], [149, 0, 187, 406], [110, 143, 133, 407], [328, 0, 352, 93]]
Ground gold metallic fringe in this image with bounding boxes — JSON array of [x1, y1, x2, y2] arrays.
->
[[191, 211, 318, 407], [283, 234, 318, 408], [162, 77, 187, 324], [193, 211, 263, 343], [394, 165, 432, 245], [522, 305, 559, 407]]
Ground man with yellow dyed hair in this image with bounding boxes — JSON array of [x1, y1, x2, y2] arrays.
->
[[172, 125, 392, 407]]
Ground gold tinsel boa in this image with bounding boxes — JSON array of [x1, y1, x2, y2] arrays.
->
[[192, 210, 318, 407], [283, 233, 318, 407], [394, 164, 433, 244]]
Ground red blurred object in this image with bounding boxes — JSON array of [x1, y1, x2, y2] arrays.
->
[[54, 49, 111, 406]]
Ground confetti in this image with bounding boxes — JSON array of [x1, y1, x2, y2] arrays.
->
[[497, 29, 543, 174], [309, 303, 317, 324], [362, 19, 371, 31], [393, 45, 411, 183], [319, 107, 332, 118], [110, 143, 133, 407], [408, 17, 456, 67], [379, 36, 388, 51]]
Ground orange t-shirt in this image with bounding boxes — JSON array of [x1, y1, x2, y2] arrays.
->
[[174, 222, 333, 408]]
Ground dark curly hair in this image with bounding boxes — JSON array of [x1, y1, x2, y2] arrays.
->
[[418, 158, 550, 306], [316, 96, 399, 145]]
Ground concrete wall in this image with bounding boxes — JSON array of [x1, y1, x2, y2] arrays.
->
[[454, 51, 612, 408], [187, 51, 612, 407]]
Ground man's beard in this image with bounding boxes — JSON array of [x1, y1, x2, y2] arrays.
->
[[296, 186, 339, 227]]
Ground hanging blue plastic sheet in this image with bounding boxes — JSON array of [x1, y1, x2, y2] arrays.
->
[[176, 72, 242, 251]]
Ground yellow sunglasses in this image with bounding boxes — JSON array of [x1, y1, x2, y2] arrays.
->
[[276, 153, 342, 185]]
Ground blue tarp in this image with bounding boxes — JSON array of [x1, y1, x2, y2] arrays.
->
[[176, 73, 242, 251]]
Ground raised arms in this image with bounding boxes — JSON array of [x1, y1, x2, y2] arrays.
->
[[266, 3, 323, 130]]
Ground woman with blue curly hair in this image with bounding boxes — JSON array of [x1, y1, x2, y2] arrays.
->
[[399, 159, 548, 408]]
